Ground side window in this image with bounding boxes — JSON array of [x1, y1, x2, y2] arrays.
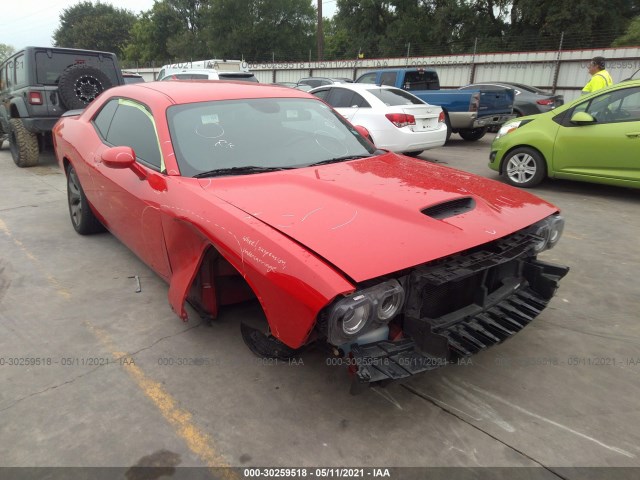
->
[[14, 55, 26, 86], [617, 89, 640, 122], [104, 100, 162, 170], [0, 65, 5, 91], [585, 87, 640, 124], [380, 72, 397, 87], [191, 74, 208, 79], [357, 73, 377, 84], [6, 60, 14, 89], [351, 92, 370, 108], [92, 99, 119, 139], [311, 88, 330, 101], [326, 88, 357, 108]]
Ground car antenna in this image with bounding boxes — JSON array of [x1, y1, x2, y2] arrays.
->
[[622, 67, 640, 82]]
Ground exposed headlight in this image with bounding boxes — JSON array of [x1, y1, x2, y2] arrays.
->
[[495, 120, 530, 140], [326, 279, 405, 346], [528, 214, 565, 252], [377, 284, 404, 321], [341, 298, 371, 335]]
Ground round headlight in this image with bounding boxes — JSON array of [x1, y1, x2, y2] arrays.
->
[[548, 215, 565, 248], [377, 291, 403, 321], [532, 223, 550, 252], [341, 304, 371, 335]]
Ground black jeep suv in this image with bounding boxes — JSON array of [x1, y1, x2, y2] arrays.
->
[[0, 47, 124, 167]]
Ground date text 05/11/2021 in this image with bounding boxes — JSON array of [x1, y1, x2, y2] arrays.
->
[[243, 468, 391, 478]]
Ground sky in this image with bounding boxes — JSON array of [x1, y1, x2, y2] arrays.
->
[[2, 0, 337, 50]]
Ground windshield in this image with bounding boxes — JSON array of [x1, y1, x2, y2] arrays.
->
[[167, 98, 377, 178]]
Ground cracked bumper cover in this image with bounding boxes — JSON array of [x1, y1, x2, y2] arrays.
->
[[350, 258, 569, 387]]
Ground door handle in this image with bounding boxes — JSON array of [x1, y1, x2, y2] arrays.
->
[[626, 132, 640, 138]]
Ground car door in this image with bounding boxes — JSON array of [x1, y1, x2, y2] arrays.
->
[[322, 87, 368, 123], [90, 98, 171, 279], [552, 86, 640, 183]]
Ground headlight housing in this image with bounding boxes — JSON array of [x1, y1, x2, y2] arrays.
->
[[527, 214, 565, 253], [326, 279, 405, 346], [495, 119, 531, 140]]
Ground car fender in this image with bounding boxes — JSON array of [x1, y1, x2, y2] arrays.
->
[[160, 190, 355, 348], [9, 97, 29, 118], [497, 121, 558, 175]]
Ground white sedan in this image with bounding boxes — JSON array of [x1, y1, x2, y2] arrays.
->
[[310, 83, 447, 156]]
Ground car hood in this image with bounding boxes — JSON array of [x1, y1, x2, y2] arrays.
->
[[202, 154, 558, 282]]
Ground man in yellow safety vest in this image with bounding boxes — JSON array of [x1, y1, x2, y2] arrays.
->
[[582, 56, 614, 94]]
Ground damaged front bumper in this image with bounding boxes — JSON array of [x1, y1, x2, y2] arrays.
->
[[348, 235, 569, 391]]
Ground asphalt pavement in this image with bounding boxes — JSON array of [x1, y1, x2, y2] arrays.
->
[[0, 134, 639, 479]]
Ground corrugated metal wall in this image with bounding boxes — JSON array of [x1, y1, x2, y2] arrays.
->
[[132, 46, 640, 103]]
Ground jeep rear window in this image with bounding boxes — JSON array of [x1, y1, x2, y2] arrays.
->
[[35, 51, 119, 85]]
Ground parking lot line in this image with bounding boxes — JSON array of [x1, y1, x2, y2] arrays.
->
[[85, 321, 240, 477]]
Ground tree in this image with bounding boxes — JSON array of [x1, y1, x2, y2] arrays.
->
[[123, 3, 184, 65], [612, 16, 640, 46], [203, 0, 315, 61], [332, 0, 395, 58], [508, 0, 640, 50], [0, 43, 15, 62], [53, 1, 137, 58]]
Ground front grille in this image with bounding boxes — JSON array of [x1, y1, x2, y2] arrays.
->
[[420, 274, 482, 318], [405, 232, 535, 320], [401, 232, 568, 361]]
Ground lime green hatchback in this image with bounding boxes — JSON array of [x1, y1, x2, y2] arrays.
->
[[489, 80, 640, 188]]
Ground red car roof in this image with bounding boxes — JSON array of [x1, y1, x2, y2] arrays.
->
[[126, 80, 314, 104]]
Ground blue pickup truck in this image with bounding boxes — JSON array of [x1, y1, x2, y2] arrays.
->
[[356, 68, 515, 142]]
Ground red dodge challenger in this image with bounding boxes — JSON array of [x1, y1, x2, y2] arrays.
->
[[53, 81, 568, 391]]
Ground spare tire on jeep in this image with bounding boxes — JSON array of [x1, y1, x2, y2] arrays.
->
[[58, 64, 113, 110]]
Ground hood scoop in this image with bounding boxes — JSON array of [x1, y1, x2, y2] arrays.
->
[[422, 197, 476, 220]]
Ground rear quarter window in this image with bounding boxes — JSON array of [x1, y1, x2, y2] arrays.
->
[[14, 55, 26, 86]]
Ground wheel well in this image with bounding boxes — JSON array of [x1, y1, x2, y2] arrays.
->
[[63, 157, 71, 174], [499, 145, 546, 175], [187, 245, 260, 320]]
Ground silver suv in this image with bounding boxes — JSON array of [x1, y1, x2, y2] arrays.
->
[[0, 47, 124, 167]]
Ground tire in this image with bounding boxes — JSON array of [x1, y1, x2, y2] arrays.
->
[[404, 151, 423, 157], [502, 147, 547, 188], [58, 64, 113, 110], [66, 164, 105, 235], [444, 112, 452, 143], [458, 127, 487, 142], [8, 118, 39, 167]]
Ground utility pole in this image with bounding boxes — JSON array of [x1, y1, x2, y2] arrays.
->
[[317, 0, 324, 61]]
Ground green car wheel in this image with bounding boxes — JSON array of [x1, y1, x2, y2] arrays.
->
[[503, 147, 546, 188]]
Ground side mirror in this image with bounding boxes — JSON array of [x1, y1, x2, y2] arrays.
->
[[101, 146, 136, 168], [570, 111, 596, 125], [101, 146, 147, 180], [354, 125, 374, 144]]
